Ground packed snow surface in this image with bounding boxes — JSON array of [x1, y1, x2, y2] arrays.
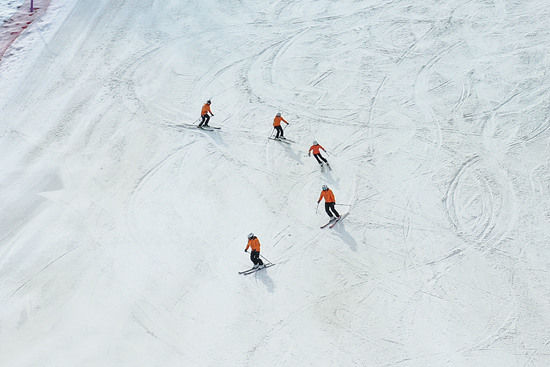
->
[[0, 0, 24, 23], [1, 0, 550, 366]]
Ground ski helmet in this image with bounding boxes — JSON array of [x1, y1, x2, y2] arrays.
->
[[276, 112, 281, 117], [322, 185, 328, 191], [313, 140, 318, 145], [248, 232, 254, 240], [207, 100, 211, 104]]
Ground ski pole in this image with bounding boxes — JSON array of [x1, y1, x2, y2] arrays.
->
[[316, 202, 319, 213], [260, 254, 273, 264], [335, 203, 352, 206]]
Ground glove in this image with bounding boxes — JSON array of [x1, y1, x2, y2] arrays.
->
[[211, 113, 214, 116], [317, 200, 320, 204], [308, 153, 311, 157], [244, 249, 248, 252]]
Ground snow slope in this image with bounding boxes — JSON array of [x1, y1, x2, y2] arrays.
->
[[1, 0, 550, 366]]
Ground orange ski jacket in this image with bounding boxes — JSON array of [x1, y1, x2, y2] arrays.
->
[[201, 103, 212, 116], [309, 144, 325, 155], [273, 116, 288, 127], [318, 189, 335, 203], [246, 237, 261, 252]]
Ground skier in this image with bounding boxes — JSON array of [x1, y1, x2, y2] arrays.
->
[[273, 112, 289, 139], [244, 233, 265, 269], [308, 140, 330, 169], [317, 185, 340, 221], [198, 100, 214, 128]]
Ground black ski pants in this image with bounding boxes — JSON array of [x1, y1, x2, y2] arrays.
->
[[274, 125, 284, 138], [250, 250, 264, 266], [325, 202, 340, 218], [313, 153, 328, 165], [199, 114, 210, 127]]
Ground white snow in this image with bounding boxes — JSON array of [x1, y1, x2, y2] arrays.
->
[[0, 1, 23, 23], [1, 0, 550, 366]]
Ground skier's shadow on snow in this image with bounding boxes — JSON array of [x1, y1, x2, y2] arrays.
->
[[322, 169, 336, 183], [281, 144, 303, 165], [255, 271, 275, 293], [206, 130, 225, 146], [332, 224, 357, 251]]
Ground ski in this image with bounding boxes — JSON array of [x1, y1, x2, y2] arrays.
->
[[243, 263, 275, 275], [176, 123, 219, 131], [239, 263, 276, 275], [329, 212, 349, 228], [268, 137, 291, 144], [178, 123, 200, 129], [238, 267, 256, 274], [319, 163, 331, 172], [320, 217, 338, 229]]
